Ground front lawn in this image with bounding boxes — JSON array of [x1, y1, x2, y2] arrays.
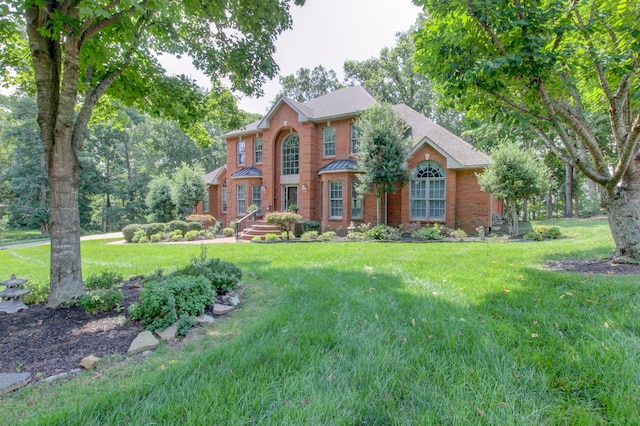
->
[[0, 218, 638, 424]]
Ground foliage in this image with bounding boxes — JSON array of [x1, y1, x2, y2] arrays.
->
[[265, 212, 302, 240], [413, 0, 640, 259], [412, 224, 443, 241], [534, 226, 562, 240], [171, 164, 206, 218], [146, 177, 177, 224], [150, 234, 161, 243], [132, 229, 146, 244], [251, 236, 262, 242], [176, 316, 198, 338], [77, 288, 123, 314], [222, 227, 235, 237], [300, 231, 319, 241], [278, 66, 344, 102], [524, 231, 544, 241], [265, 233, 281, 241], [354, 104, 411, 224], [365, 225, 401, 241], [172, 248, 242, 295], [319, 231, 336, 241], [449, 229, 467, 240], [122, 224, 142, 243], [184, 230, 199, 241], [0, 216, 8, 242], [294, 220, 320, 237], [128, 281, 178, 332], [186, 214, 217, 229], [170, 230, 183, 242], [168, 220, 190, 234], [187, 222, 204, 232], [84, 271, 123, 291], [142, 223, 166, 238], [477, 144, 547, 236]]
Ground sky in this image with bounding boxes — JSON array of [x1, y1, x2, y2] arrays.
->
[[161, 0, 422, 115]]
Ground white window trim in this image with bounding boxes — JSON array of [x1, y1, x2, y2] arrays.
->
[[323, 127, 336, 157], [329, 180, 343, 219]]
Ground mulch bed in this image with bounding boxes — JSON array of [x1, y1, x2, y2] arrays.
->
[[546, 259, 640, 275]]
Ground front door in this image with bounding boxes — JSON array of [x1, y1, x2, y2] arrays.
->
[[283, 185, 298, 211]]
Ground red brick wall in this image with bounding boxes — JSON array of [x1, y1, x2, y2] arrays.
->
[[454, 169, 491, 233]]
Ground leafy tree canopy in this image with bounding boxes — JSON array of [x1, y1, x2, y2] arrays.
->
[[278, 65, 344, 103]]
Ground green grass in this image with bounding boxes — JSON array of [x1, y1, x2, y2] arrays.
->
[[0, 228, 49, 246], [1, 218, 638, 424]]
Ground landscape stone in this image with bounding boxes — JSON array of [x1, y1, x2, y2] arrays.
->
[[127, 331, 159, 355], [196, 314, 215, 324], [221, 295, 230, 303], [0, 372, 31, 395], [80, 354, 101, 370], [229, 296, 240, 307], [212, 303, 234, 315], [156, 324, 178, 342], [45, 372, 68, 383]]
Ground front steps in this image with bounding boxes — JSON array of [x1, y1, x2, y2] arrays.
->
[[239, 222, 280, 241]]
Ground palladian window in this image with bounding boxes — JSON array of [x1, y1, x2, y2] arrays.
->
[[410, 161, 445, 220], [282, 134, 299, 175]]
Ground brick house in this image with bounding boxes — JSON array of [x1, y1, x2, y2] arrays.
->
[[196, 86, 501, 233]]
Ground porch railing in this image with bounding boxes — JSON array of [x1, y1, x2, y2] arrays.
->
[[234, 207, 259, 241]]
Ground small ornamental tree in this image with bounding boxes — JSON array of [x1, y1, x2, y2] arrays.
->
[[171, 164, 206, 218], [354, 104, 411, 225], [146, 176, 176, 223], [265, 212, 302, 240], [477, 144, 547, 236]]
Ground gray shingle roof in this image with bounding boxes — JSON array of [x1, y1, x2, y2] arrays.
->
[[230, 167, 263, 178], [204, 165, 226, 184], [391, 104, 491, 168], [317, 158, 360, 174]]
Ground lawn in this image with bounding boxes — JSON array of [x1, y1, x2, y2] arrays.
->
[[0, 218, 638, 424]]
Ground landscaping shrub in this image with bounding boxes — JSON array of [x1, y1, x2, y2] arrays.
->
[[84, 271, 123, 290], [143, 223, 165, 237], [294, 220, 321, 237], [265, 212, 302, 240], [251, 236, 262, 242], [222, 227, 235, 237], [535, 225, 562, 239], [78, 288, 123, 314], [168, 220, 189, 234], [172, 248, 242, 294], [139, 236, 150, 243], [449, 228, 467, 240], [132, 229, 146, 243], [301, 230, 319, 241], [187, 222, 204, 232], [150, 233, 161, 243], [366, 224, 400, 241], [346, 232, 367, 240], [524, 231, 544, 241], [186, 214, 216, 229], [413, 224, 443, 240], [122, 224, 142, 243], [320, 231, 336, 241], [170, 230, 183, 241], [265, 233, 280, 241], [128, 280, 178, 331], [184, 230, 200, 241]]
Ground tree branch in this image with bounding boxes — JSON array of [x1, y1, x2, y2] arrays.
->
[[466, 0, 508, 56], [488, 90, 552, 121], [81, 1, 147, 43], [609, 112, 640, 190]]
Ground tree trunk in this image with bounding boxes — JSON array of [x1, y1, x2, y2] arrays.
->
[[546, 176, 553, 219], [602, 171, 640, 262], [507, 198, 519, 236], [376, 194, 382, 225], [522, 199, 528, 222], [564, 163, 573, 218]]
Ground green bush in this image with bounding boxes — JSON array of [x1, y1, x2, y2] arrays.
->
[[294, 220, 321, 237], [176, 316, 197, 337], [168, 220, 189, 234], [184, 230, 199, 241], [84, 271, 123, 290], [301, 230, 319, 241], [535, 226, 562, 239], [78, 288, 123, 314], [172, 248, 242, 294], [449, 228, 467, 240], [132, 229, 146, 243], [265, 212, 302, 240], [524, 231, 544, 241], [122, 224, 142, 243], [143, 223, 165, 237], [150, 233, 161, 243], [265, 233, 280, 241], [346, 232, 367, 240], [366, 225, 400, 241], [251, 236, 262, 242], [128, 281, 178, 331], [413, 224, 443, 240], [320, 231, 336, 241], [222, 227, 235, 237], [170, 230, 183, 241], [139, 236, 150, 243], [187, 222, 204, 232]]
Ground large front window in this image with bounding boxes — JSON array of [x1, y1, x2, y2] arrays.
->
[[410, 161, 445, 220], [282, 134, 299, 175], [329, 181, 343, 219], [237, 141, 246, 165], [350, 124, 360, 154], [237, 185, 246, 215], [323, 127, 336, 157], [203, 191, 210, 212], [254, 138, 262, 164], [351, 180, 362, 219]]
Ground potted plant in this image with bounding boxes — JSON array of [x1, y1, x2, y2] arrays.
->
[[288, 204, 298, 213]]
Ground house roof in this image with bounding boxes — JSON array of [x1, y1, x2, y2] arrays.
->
[[391, 104, 491, 169], [204, 165, 226, 185], [224, 86, 376, 138], [317, 158, 360, 175], [230, 166, 263, 178]]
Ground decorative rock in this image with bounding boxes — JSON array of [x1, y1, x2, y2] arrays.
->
[[196, 314, 215, 324], [212, 303, 234, 316], [221, 295, 231, 303], [229, 296, 240, 307], [156, 324, 178, 342], [127, 331, 159, 355], [80, 354, 101, 370], [45, 372, 68, 383], [0, 372, 31, 395], [140, 350, 153, 357]]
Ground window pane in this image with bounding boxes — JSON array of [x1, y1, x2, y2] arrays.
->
[[222, 181, 227, 212], [410, 200, 427, 219], [329, 181, 343, 218], [282, 134, 299, 175], [254, 138, 262, 164], [429, 200, 445, 219], [350, 124, 360, 154], [351, 181, 362, 219], [323, 127, 336, 157], [237, 185, 246, 215], [252, 185, 262, 215], [237, 141, 245, 165], [429, 180, 445, 199]]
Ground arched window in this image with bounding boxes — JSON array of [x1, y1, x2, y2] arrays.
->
[[282, 134, 299, 175], [410, 161, 445, 220], [221, 180, 227, 213]]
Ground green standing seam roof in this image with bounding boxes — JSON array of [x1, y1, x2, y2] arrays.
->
[[317, 159, 360, 174], [230, 167, 263, 178]]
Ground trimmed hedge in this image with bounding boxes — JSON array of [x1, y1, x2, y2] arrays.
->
[[168, 220, 189, 234], [122, 224, 142, 243]]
